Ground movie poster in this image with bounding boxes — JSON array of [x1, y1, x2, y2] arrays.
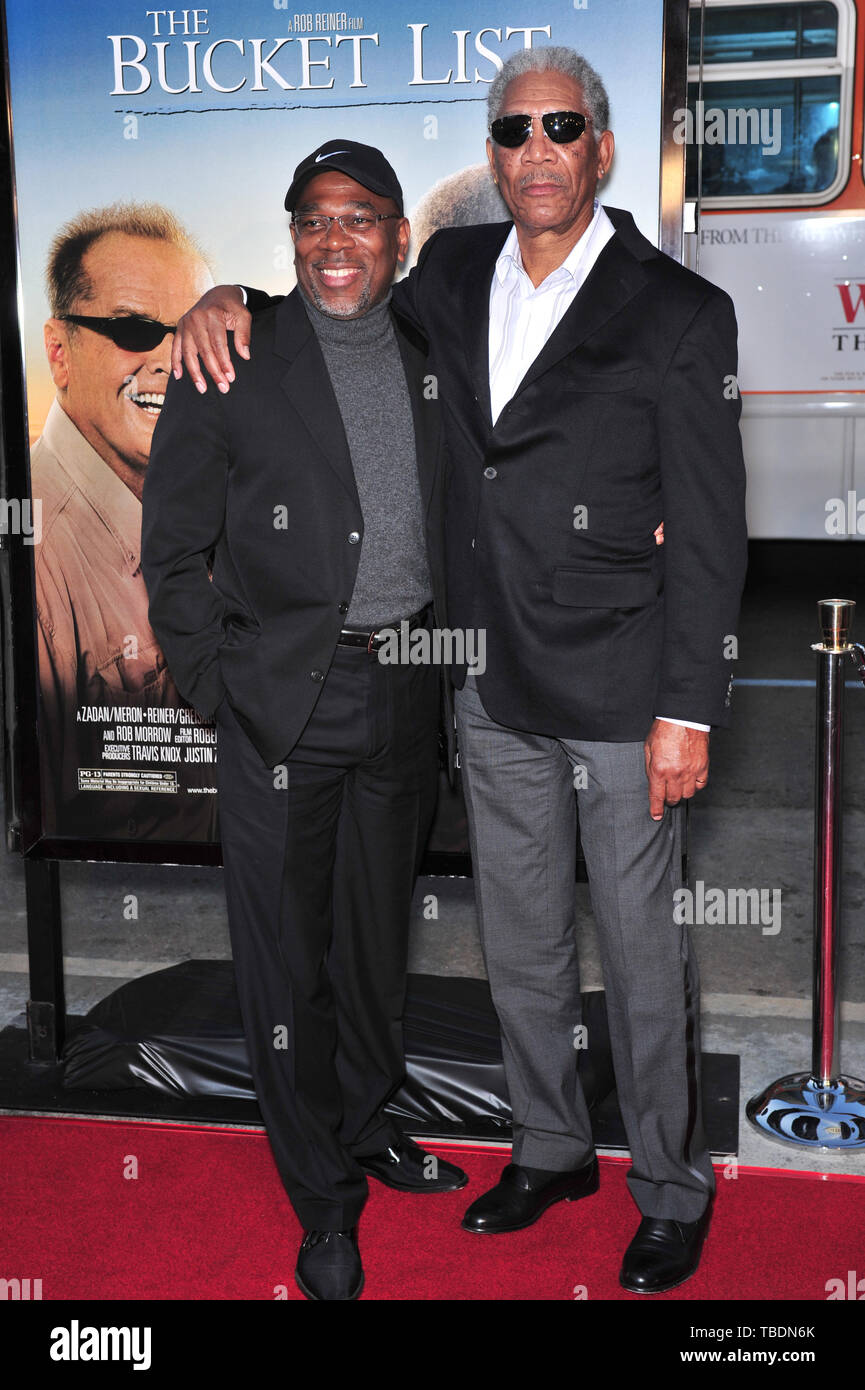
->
[[3, 0, 666, 848]]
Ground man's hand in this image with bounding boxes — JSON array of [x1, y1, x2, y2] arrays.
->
[[171, 285, 251, 394], [644, 719, 709, 821], [654, 522, 664, 545]]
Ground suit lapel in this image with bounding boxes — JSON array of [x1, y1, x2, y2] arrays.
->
[[509, 229, 650, 403], [460, 223, 512, 429], [273, 290, 358, 506]]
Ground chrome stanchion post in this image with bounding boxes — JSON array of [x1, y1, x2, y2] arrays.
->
[[813, 598, 848, 1089], [746, 599, 865, 1149]]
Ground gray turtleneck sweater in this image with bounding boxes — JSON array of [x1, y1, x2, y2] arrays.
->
[[300, 288, 432, 627]]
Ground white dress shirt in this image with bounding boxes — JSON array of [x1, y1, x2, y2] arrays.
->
[[488, 199, 615, 425], [486, 203, 709, 733]]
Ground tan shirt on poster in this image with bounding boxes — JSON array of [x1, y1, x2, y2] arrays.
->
[[31, 399, 217, 840]]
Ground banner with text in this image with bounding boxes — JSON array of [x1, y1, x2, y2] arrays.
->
[[4, 0, 666, 847]]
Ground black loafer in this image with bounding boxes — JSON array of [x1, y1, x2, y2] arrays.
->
[[295, 1228, 363, 1301], [461, 1156, 599, 1234], [619, 1203, 712, 1294], [358, 1136, 468, 1193]]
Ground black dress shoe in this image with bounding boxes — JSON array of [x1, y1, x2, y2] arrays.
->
[[295, 1228, 363, 1301], [461, 1156, 599, 1234], [619, 1203, 712, 1294], [357, 1136, 468, 1193]]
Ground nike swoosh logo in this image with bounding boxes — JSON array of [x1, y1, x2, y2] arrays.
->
[[315, 150, 351, 162]]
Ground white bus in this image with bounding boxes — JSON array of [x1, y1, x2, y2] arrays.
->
[[686, 0, 865, 539]]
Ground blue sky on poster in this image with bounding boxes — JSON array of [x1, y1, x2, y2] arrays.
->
[[5, 0, 664, 428]]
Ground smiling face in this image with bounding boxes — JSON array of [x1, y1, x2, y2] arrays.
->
[[290, 170, 410, 319], [44, 232, 213, 499], [486, 70, 615, 245]]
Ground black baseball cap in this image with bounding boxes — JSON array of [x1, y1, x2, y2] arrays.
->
[[284, 139, 404, 214]]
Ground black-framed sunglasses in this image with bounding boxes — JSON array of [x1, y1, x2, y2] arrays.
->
[[60, 314, 177, 351], [489, 110, 593, 148]]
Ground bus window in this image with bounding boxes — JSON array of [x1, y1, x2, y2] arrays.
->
[[687, 2, 838, 63], [685, 76, 841, 197], [687, 0, 853, 206]]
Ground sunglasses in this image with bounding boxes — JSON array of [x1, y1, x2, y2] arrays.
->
[[489, 110, 593, 148], [60, 314, 177, 351]]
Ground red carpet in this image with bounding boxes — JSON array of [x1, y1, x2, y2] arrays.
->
[[2, 1114, 863, 1300]]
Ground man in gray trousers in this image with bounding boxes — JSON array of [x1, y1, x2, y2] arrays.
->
[[170, 45, 748, 1295]]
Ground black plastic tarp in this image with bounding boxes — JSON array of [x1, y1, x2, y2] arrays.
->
[[62, 961, 616, 1140]]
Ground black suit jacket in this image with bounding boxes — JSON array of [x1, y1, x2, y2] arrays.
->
[[141, 289, 448, 770], [388, 205, 748, 739]]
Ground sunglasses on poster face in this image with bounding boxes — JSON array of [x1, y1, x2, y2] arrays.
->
[[60, 314, 176, 352], [489, 110, 593, 148]]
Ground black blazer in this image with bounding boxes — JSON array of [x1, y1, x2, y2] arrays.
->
[[390, 206, 749, 739], [141, 289, 448, 770]]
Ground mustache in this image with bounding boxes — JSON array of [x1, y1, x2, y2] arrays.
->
[[518, 172, 567, 189]]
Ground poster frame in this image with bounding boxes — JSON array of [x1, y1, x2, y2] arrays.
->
[[0, 0, 689, 870]]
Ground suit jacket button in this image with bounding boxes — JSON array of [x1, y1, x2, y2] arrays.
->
[[338, 602, 348, 614], [311, 670, 324, 682], [348, 531, 360, 544], [483, 466, 497, 479]]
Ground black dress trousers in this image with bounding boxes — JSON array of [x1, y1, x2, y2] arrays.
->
[[214, 636, 440, 1231]]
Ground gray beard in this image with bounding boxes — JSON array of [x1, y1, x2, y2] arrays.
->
[[303, 277, 373, 319]]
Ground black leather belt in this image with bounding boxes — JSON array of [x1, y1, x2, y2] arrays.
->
[[337, 603, 432, 653]]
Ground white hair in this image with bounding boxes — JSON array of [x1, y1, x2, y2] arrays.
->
[[487, 46, 610, 133]]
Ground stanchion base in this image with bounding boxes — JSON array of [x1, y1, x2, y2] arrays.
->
[[746, 1072, 865, 1149]]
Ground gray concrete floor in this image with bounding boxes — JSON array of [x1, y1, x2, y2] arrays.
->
[[2, 554, 865, 1178]]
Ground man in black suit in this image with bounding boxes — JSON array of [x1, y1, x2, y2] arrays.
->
[[170, 45, 747, 1295], [141, 142, 467, 1302]]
